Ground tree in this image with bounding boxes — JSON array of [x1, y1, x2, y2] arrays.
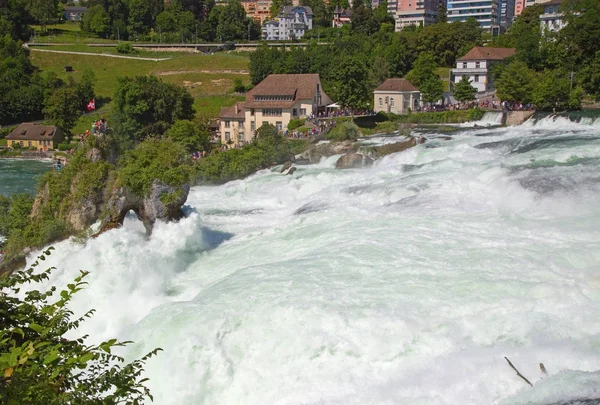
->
[[156, 10, 176, 33], [112, 76, 194, 143], [420, 76, 444, 103], [452, 76, 477, 103], [0, 0, 34, 41], [579, 51, 600, 99], [369, 56, 390, 89], [216, 0, 247, 41], [334, 55, 370, 108], [406, 52, 438, 87], [509, 5, 545, 70], [0, 251, 160, 404], [76, 68, 96, 111], [165, 119, 211, 152], [533, 69, 581, 109], [82, 5, 111, 37], [27, 0, 58, 32], [495, 60, 538, 103], [43, 86, 81, 133], [351, 4, 379, 36]]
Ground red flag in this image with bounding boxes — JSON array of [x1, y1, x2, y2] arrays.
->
[[87, 99, 95, 111]]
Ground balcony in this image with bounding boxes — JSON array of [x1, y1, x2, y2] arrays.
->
[[451, 67, 487, 74]]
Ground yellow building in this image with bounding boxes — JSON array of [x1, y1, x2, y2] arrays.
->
[[219, 74, 332, 147], [6, 123, 66, 151]]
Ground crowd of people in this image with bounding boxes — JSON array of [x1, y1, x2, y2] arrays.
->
[[286, 119, 337, 139], [308, 109, 375, 120]]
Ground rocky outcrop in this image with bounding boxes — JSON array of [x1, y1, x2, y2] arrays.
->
[[363, 136, 417, 159], [99, 180, 189, 235], [286, 167, 297, 175], [299, 141, 359, 164], [280, 161, 293, 173], [335, 153, 374, 169]]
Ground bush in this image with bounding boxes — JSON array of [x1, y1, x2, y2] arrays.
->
[[232, 78, 246, 93], [57, 143, 70, 151], [0, 250, 160, 404], [287, 119, 305, 131], [326, 122, 360, 141], [116, 42, 137, 54]]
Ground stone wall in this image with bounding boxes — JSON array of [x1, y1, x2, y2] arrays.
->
[[505, 110, 535, 126]]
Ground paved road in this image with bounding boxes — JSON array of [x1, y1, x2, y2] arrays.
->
[[27, 48, 171, 62]]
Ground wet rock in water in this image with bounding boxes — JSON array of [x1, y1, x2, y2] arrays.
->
[[300, 140, 359, 163], [367, 136, 417, 159], [287, 167, 297, 175], [280, 161, 292, 173], [335, 153, 374, 169], [99, 180, 190, 235]]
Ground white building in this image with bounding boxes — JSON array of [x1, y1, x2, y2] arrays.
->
[[447, 0, 500, 33], [219, 74, 332, 147], [540, 0, 565, 33], [451, 47, 516, 93], [262, 6, 313, 41], [373, 78, 421, 114]]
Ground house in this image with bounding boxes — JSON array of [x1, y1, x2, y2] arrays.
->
[[540, 0, 565, 33], [332, 7, 352, 28], [219, 74, 332, 147], [262, 6, 313, 41], [373, 78, 421, 115], [63, 6, 87, 22], [451, 47, 516, 93], [6, 123, 65, 151], [241, 0, 272, 24]]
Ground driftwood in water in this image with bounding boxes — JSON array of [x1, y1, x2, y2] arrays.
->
[[505, 357, 533, 387]]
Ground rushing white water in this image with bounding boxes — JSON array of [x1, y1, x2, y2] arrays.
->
[[460, 111, 504, 127], [23, 119, 600, 405]]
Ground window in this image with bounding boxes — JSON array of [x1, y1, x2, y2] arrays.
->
[[239, 132, 245, 141], [225, 132, 230, 141], [475, 62, 480, 68], [474, 75, 480, 82], [276, 121, 282, 131], [251, 121, 255, 131], [20, 141, 23, 146], [463, 62, 467, 68], [390, 98, 394, 106], [300, 108, 306, 116], [238, 121, 243, 128], [293, 108, 297, 116], [379, 98, 383, 106], [263, 108, 282, 116], [28, 141, 32, 147], [225, 120, 230, 128]]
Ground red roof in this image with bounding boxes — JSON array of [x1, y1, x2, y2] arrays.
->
[[458, 47, 516, 61], [374, 78, 419, 92]]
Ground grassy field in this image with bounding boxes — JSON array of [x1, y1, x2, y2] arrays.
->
[[30, 51, 249, 99], [436, 67, 451, 92], [29, 49, 250, 135], [31, 23, 116, 44]]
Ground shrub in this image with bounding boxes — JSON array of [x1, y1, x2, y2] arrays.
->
[[326, 122, 360, 141], [116, 42, 137, 54], [232, 78, 246, 93], [0, 250, 160, 404], [287, 119, 305, 131], [57, 143, 70, 151]]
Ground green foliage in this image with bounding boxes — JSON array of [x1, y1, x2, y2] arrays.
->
[[117, 138, 194, 197], [196, 126, 291, 183], [380, 109, 485, 124], [406, 52, 438, 88], [56, 143, 70, 151], [287, 119, 305, 131], [232, 78, 246, 93], [453, 76, 477, 103], [326, 121, 360, 141], [533, 70, 582, 110], [335, 55, 370, 109], [81, 5, 111, 37], [112, 75, 195, 143], [165, 119, 211, 153], [496, 60, 538, 103], [287, 138, 310, 154], [43, 86, 81, 133], [115, 42, 137, 54], [0, 250, 161, 404]]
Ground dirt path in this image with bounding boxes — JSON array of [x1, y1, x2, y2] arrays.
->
[[153, 69, 249, 75], [28, 48, 171, 61]]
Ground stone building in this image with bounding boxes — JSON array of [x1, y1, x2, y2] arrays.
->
[[373, 78, 421, 115]]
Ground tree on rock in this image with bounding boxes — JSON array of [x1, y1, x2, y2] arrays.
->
[[453, 76, 477, 103], [112, 76, 194, 143]]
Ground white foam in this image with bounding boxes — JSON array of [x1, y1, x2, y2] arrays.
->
[[18, 123, 600, 405]]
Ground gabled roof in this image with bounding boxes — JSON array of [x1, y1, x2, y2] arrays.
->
[[458, 47, 516, 61], [281, 5, 313, 15], [374, 78, 419, 93], [220, 102, 246, 119], [247, 73, 329, 101], [6, 123, 62, 141]]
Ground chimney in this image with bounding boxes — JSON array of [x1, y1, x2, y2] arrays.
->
[[235, 103, 238, 114]]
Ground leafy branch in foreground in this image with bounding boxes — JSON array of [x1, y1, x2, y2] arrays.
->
[[0, 248, 161, 405]]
